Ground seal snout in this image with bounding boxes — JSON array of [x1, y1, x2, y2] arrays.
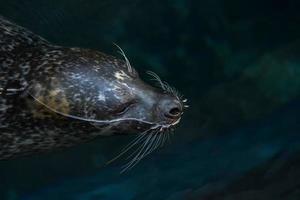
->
[[158, 96, 183, 123]]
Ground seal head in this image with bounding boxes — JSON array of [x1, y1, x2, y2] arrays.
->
[[28, 47, 185, 135]]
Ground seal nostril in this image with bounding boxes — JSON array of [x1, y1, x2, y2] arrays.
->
[[160, 97, 182, 120], [164, 106, 181, 119], [169, 107, 181, 116]]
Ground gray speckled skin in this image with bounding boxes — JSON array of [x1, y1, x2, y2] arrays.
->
[[0, 16, 184, 160]]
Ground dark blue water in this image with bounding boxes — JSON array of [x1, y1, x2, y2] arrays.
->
[[1, 0, 300, 199]]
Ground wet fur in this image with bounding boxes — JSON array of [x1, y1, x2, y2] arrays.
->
[[0, 16, 186, 170]]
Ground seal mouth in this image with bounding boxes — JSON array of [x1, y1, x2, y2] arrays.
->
[[106, 117, 182, 173], [107, 97, 187, 173]]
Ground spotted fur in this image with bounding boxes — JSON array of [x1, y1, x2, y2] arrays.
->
[[0, 16, 128, 159], [0, 16, 184, 161]]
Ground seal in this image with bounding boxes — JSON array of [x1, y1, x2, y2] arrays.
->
[[0, 15, 187, 168]]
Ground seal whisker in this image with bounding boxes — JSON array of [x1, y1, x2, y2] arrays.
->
[[158, 132, 165, 148], [106, 129, 150, 165], [152, 132, 162, 150], [143, 131, 162, 158], [138, 131, 159, 161], [130, 131, 163, 167], [150, 132, 163, 154], [146, 71, 186, 104], [162, 131, 168, 146], [121, 133, 155, 173], [163, 81, 183, 101], [121, 131, 148, 152], [122, 129, 161, 172], [146, 71, 167, 90], [157, 132, 165, 148], [124, 129, 157, 160], [119, 133, 148, 161], [131, 132, 156, 158], [113, 43, 133, 74]]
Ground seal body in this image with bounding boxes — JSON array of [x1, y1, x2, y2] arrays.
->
[[0, 16, 95, 158], [0, 16, 185, 160]]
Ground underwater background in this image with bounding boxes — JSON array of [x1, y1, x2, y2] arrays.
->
[[1, 0, 300, 199]]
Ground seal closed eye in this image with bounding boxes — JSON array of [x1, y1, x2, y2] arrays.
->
[[0, 15, 187, 168]]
